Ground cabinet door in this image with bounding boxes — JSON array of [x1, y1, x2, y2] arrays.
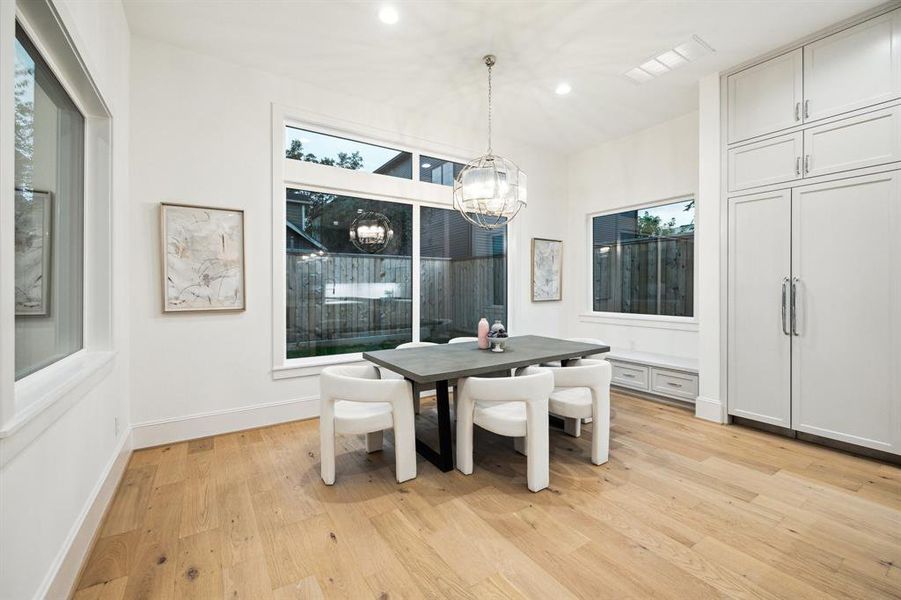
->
[[728, 132, 803, 192], [803, 105, 901, 178], [728, 190, 792, 427], [791, 173, 901, 453], [804, 10, 901, 122], [727, 49, 802, 144]]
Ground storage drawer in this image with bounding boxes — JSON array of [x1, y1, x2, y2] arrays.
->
[[610, 361, 649, 391], [803, 106, 901, 178], [650, 368, 699, 401], [728, 133, 803, 192]]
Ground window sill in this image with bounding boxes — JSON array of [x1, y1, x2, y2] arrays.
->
[[0, 350, 116, 466], [578, 312, 699, 332], [272, 353, 369, 380]]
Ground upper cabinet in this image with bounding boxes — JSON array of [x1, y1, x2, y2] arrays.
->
[[727, 9, 901, 147], [804, 10, 901, 122], [727, 49, 803, 145]]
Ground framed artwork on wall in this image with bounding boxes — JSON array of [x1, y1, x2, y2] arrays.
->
[[15, 189, 52, 316], [160, 203, 246, 312], [531, 237, 563, 302]]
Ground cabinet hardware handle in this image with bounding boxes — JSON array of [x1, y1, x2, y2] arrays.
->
[[666, 382, 683, 388], [804, 99, 810, 119], [622, 373, 635, 378], [794, 102, 801, 121], [804, 154, 811, 174], [795, 157, 801, 176], [791, 277, 800, 336], [781, 277, 791, 335]]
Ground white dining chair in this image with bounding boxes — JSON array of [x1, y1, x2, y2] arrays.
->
[[319, 365, 417, 485], [455, 367, 554, 492], [379, 341, 437, 414], [448, 336, 479, 344], [542, 337, 609, 424], [542, 358, 612, 465]]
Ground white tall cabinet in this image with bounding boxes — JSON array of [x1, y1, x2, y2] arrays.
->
[[725, 7, 901, 456]]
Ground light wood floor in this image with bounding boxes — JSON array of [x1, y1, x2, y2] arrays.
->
[[73, 392, 901, 600]]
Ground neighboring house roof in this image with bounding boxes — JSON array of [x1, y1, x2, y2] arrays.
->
[[286, 220, 328, 252]]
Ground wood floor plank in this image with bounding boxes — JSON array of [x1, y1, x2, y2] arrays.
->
[[75, 393, 901, 600]]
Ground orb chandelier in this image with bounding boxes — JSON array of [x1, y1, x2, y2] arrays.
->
[[349, 211, 393, 253], [453, 55, 527, 230]]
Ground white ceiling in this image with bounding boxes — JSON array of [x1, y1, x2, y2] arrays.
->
[[123, 0, 885, 154]]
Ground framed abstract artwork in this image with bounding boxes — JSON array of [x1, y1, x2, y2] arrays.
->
[[531, 237, 563, 302], [160, 203, 246, 312], [15, 189, 52, 316]]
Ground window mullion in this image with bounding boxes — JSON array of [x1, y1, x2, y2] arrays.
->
[[412, 204, 421, 342]]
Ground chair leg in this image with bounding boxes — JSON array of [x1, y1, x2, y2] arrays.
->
[[563, 417, 581, 438], [365, 430, 384, 453], [320, 412, 336, 486], [391, 404, 417, 483], [591, 385, 611, 466], [455, 390, 474, 475], [513, 436, 527, 456], [525, 402, 550, 492]]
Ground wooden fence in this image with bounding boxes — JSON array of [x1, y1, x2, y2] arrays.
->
[[592, 235, 693, 317], [287, 252, 506, 357]]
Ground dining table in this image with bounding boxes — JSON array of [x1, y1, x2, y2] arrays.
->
[[362, 335, 611, 472]]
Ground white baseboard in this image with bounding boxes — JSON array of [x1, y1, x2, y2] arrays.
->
[[131, 396, 320, 449], [694, 395, 726, 423], [39, 429, 133, 600]]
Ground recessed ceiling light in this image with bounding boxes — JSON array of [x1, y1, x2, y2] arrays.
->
[[378, 6, 399, 25], [656, 50, 687, 69], [555, 82, 572, 95], [421, 162, 432, 169]]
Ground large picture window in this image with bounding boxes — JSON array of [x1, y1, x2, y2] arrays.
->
[[286, 188, 413, 358], [591, 198, 694, 317], [14, 25, 85, 379], [420, 207, 506, 342]]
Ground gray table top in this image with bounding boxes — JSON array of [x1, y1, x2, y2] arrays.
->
[[363, 335, 610, 383]]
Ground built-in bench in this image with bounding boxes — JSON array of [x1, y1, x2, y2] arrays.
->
[[606, 350, 699, 403]]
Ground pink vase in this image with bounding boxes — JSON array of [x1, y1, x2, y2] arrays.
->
[[477, 318, 489, 349]]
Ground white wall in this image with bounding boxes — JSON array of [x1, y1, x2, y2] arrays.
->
[[695, 73, 725, 422], [0, 1, 131, 599], [563, 112, 699, 359], [128, 35, 569, 444]]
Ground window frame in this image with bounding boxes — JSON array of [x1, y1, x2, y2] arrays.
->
[[271, 105, 514, 379], [583, 194, 699, 328], [0, 4, 115, 444]]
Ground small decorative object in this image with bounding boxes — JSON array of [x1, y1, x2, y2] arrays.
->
[[161, 203, 245, 312], [531, 238, 563, 302], [14, 189, 52, 316], [349, 211, 393, 253], [487, 319, 508, 353], [453, 55, 527, 230], [477, 317, 489, 349]]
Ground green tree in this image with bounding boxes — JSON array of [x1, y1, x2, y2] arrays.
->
[[286, 139, 364, 170]]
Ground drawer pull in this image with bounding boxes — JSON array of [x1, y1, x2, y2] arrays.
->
[[622, 373, 635, 378], [666, 382, 683, 388]]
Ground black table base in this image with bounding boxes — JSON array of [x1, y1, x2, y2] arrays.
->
[[411, 380, 455, 472]]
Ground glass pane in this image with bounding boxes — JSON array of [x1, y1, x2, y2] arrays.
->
[[419, 206, 507, 343], [14, 25, 85, 379], [419, 155, 464, 187], [285, 126, 412, 179], [592, 199, 694, 317], [286, 188, 412, 358]]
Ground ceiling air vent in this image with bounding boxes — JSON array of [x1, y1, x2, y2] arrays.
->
[[625, 35, 715, 84]]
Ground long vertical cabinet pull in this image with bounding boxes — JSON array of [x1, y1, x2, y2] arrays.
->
[[790, 277, 800, 336], [795, 102, 801, 121], [781, 278, 791, 335]]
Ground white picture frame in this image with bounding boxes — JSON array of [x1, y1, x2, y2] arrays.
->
[[15, 189, 52, 316], [531, 237, 563, 302], [161, 203, 246, 312]]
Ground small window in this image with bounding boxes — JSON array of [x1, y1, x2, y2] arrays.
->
[[592, 199, 694, 317], [419, 206, 507, 343], [285, 126, 412, 179], [286, 188, 413, 358], [419, 156, 464, 186], [14, 24, 85, 379]]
